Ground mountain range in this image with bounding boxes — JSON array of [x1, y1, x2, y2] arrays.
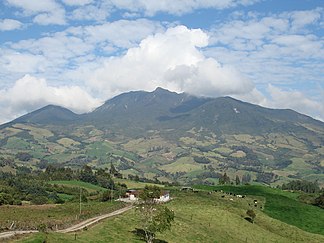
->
[[1, 87, 323, 185]]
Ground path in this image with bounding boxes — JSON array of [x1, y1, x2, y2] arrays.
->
[[0, 205, 133, 240], [57, 205, 133, 233]]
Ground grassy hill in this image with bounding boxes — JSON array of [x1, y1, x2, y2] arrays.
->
[[18, 187, 324, 243]]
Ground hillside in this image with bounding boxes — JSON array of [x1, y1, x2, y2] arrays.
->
[[0, 88, 323, 185], [18, 187, 324, 243]]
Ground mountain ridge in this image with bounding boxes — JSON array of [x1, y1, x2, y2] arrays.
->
[[0, 88, 323, 185]]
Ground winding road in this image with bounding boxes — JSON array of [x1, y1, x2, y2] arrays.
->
[[0, 205, 133, 241]]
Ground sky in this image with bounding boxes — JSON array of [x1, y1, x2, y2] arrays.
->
[[0, 0, 323, 124]]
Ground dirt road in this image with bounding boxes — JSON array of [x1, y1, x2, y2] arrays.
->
[[56, 205, 133, 233], [0, 205, 133, 240], [0, 230, 38, 241]]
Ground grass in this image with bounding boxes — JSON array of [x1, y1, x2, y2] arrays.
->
[[0, 201, 125, 232], [114, 178, 164, 189], [86, 141, 113, 158], [159, 157, 202, 173], [193, 184, 324, 235], [4, 137, 30, 150], [48, 180, 107, 192], [18, 190, 324, 243]]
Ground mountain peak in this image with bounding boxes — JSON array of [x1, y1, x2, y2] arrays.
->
[[152, 87, 178, 95], [12, 104, 78, 125]]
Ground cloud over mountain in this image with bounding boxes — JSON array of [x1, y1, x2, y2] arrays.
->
[[0, 75, 101, 124], [90, 26, 254, 98]]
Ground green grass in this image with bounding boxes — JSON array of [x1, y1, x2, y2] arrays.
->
[[114, 178, 164, 189], [19, 190, 324, 243], [0, 201, 125, 232], [49, 180, 107, 192], [193, 184, 324, 235], [4, 137, 30, 150], [86, 141, 113, 158]]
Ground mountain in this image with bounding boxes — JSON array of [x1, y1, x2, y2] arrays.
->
[[0, 88, 323, 185], [10, 105, 79, 125]]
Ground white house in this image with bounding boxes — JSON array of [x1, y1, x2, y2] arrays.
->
[[121, 189, 170, 203]]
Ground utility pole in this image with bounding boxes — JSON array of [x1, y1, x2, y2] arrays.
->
[[79, 187, 82, 216]]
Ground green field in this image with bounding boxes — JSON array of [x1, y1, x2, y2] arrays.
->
[[193, 185, 324, 235], [114, 178, 164, 189], [0, 201, 125, 232], [19, 190, 324, 243], [49, 180, 108, 192]]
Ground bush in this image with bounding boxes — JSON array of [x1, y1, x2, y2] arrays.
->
[[31, 196, 48, 205], [246, 209, 256, 223], [0, 193, 14, 205]]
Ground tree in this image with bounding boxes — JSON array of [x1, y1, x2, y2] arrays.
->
[[80, 165, 97, 184], [136, 186, 174, 243], [313, 193, 324, 208], [219, 172, 230, 185], [235, 175, 241, 185], [242, 173, 251, 184]]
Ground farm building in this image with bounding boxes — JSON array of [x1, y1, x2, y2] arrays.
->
[[121, 189, 170, 203]]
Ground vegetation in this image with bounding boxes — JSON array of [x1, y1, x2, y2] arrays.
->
[[281, 179, 321, 193]]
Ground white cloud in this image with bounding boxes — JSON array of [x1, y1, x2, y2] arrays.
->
[[207, 8, 324, 87], [1, 51, 47, 73], [289, 8, 322, 30], [62, 0, 93, 6], [266, 85, 324, 121], [0, 75, 102, 124], [33, 8, 66, 25], [89, 25, 254, 97], [68, 19, 165, 49], [0, 18, 23, 31], [109, 0, 260, 16], [1, 19, 164, 85], [6, 0, 66, 25], [69, 4, 112, 22]]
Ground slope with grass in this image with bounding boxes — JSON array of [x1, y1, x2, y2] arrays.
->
[[49, 180, 108, 192], [19, 189, 324, 243], [0, 201, 125, 232], [194, 185, 324, 235]]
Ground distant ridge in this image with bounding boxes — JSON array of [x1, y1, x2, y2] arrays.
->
[[12, 105, 79, 125]]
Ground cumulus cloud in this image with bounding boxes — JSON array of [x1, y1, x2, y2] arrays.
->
[[0, 18, 23, 31], [89, 25, 254, 97], [0, 75, 102, 124]]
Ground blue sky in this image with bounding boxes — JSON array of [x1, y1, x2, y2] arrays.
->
[[0, 0, 323, 123]]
